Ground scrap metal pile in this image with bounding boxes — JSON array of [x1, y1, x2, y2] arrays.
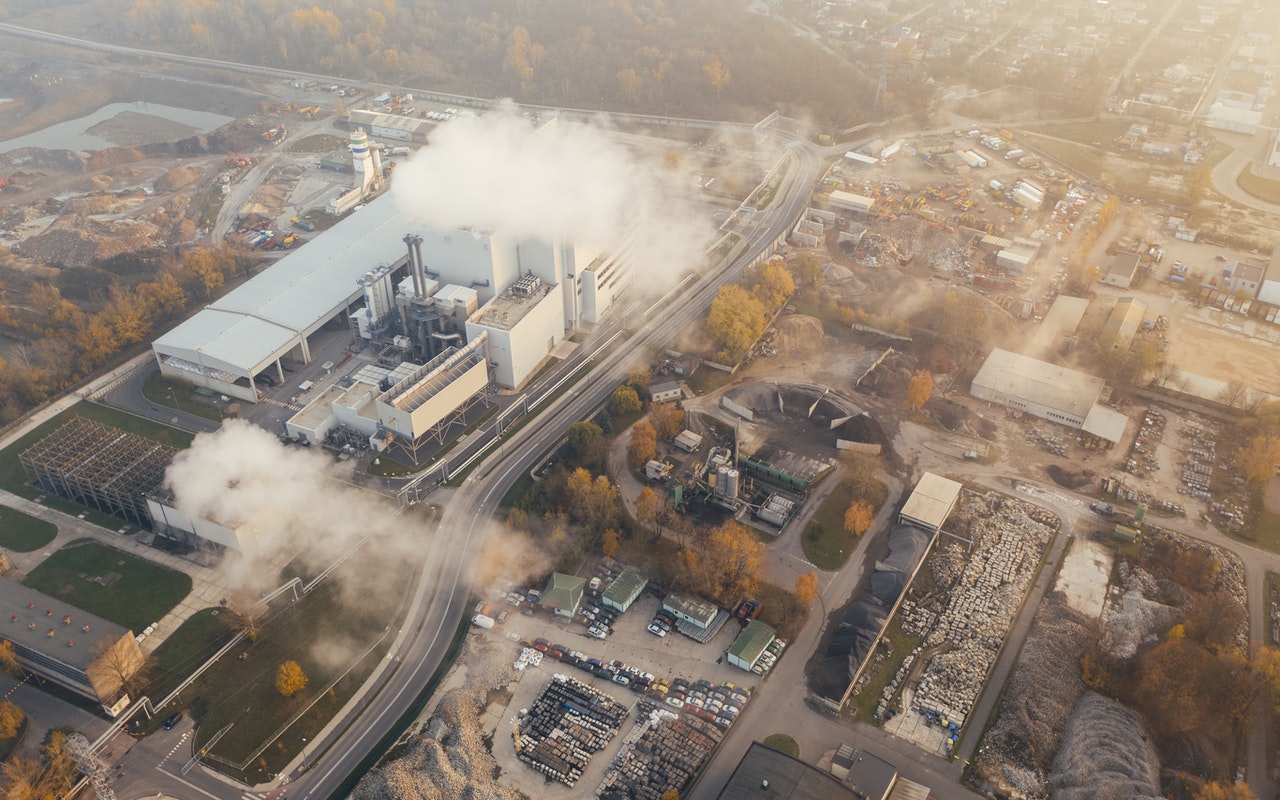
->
[[910, 495, 1056, 725], [515, 674, 628, 787], [597, 705, 725, 800]]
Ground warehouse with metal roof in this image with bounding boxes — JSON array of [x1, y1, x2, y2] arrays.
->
[[601, 567, 647, 612], [152, 193, 409, 402]]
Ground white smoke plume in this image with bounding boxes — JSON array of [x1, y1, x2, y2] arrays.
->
[[164, 420, 407, 591], [392, 101, 714, 284]]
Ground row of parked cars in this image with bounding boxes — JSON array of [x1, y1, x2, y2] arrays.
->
[[647, 608, 676, 637], [579, 601, 618, 640]]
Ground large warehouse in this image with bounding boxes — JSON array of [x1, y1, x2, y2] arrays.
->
[[971, 348, 1128, 446], [153, 190, 638, 401], [0, 580, 145, 716]]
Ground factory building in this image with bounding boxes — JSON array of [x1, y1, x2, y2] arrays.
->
[[717, 742, 857, 800], [154, 182, 639, 401], [897, 473, 962, 533], [147, 493, 261, 556], [347, 109, 433, 143], [971, 348, 1128, 446], [828, 190, 876, 217], [0, 580, 144, 716], [1103, 297, 1147, 345], [1101, 252, 1141, 289]]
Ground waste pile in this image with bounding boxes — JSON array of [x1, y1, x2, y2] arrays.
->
[[910, 495, 1055, 725]]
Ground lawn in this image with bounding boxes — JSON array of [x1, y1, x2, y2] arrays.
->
[[288, 134, 345, 153], [22, 540, 192, 632], [0, 505, 58, 552], [182, 558, 414, 781], [846, 617, 922, 722], [1237, 168, 1280, 206], [146, 608, 239, 699], [762, 733, 799, 757], [0, 402, 194, 500], [802, 478, 888, 570]]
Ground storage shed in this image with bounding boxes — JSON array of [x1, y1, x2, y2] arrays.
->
[[898, 473, 962, 533], [727, 619, 776, 671], [602, 567, 647, 612]]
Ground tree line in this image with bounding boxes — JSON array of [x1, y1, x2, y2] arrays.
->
[[0, 246, 239, 425], [25, 0, 875, 124]]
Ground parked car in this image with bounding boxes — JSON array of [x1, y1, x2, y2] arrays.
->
[[647, 622, 667, 637], [532, 638, 549, 652], [611, 673, 631, 686], [163, 711, 184, 730]]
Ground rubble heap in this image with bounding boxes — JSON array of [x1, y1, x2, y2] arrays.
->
[[971, 598, 1093, 799], [912, 495, 1056, 724], [351, 638, 523, 800], [1048, 692, 1162, 800]]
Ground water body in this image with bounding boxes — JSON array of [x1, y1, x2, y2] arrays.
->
[[0, 102, 234, 154]]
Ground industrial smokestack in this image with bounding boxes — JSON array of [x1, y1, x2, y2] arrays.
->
[[403, 233, 424, 298], [413, 237, 426, 287]]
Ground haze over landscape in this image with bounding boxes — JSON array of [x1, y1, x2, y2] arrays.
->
[[0, 2, 1278, 800]]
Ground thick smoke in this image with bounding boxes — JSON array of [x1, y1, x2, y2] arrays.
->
[[164, 421, 407, 591], [392, 101, 713, 284]]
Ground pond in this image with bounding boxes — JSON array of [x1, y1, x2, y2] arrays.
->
[[0, 101, 235, 154]]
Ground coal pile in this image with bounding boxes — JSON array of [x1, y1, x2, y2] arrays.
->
[[516, 674, 628, 787]]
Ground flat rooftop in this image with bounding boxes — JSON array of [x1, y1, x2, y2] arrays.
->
[[716, 741, 856, 800], [469, 282, 556, 331], [0, 578, 133, 669], [971, 348, 1104, 420], [899, 472, 962, 532]]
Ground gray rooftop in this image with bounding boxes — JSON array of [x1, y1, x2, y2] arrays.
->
[[0, 577, 132, 671], [716, 741, 857, 800]]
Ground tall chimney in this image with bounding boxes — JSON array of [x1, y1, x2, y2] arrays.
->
[[403, 234, 424, 298]]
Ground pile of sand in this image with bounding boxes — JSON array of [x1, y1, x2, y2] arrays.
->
[[774, 314, 826, 354], [155, 165, 201, 192], [21, 214, 164, 267], [87, 146, 145, 170]]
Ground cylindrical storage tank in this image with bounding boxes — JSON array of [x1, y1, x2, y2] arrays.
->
[[718, 467, 739, 499]]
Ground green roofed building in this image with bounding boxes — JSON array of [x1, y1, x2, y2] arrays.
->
[[602, 567, 647, 612], [728, 619, 777, 671], [541, 573, 586, 617]]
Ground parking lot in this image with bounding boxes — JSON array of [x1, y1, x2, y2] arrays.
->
[[471, 583, 770, 799]]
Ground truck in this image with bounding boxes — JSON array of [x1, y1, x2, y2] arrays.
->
[[1004, 149, 1024, 160], [292, 218, 316, 232], [472, 614, 495, 629]]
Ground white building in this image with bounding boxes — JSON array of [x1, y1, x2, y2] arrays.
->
[[971, 348, 1128, 446], [828, 190, 876, 216], [147, 494, 261, 556], [153, 189, 638, 401]]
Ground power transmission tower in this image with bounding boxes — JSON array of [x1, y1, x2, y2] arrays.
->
[[68, 733, 116, 800]]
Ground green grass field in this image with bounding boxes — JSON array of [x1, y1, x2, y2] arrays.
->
[[0, 402, 194, 500], [1237, 168, 1280, 206], [762, 733, 800, 757], [141, 369, 224, 422], [1025, 119, 1132, 148], [146, 608, 239, 699], [184, 559, 414, 780], [802, 478, 888, 570], [0, 505, 58, 552], [22, 540, 191, 632]]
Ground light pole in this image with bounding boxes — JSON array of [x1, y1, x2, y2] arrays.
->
[[299, 736, 308, 772], [167, 386, 181, 412]]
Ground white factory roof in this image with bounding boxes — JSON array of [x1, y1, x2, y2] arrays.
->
[[1082, 404, 1128, 445], [1257, 279, 1280, 307], [154, 193, 408, 374], [899, 472, 962, 532], [971, 348, 1104, 419]]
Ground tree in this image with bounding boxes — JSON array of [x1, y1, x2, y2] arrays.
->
[[751, 260, 796, 312], [906, 369, 933, 411], [841, 452, 884, 500], [0, 701, 23, 740], [1195, 781, 1257, 800], [1236, 435, 1280, 485], [706, 284, 767, 363], [90, 637, 149, 698], [506, 507, 530, 532], [693, 521, 767, 605], [790, 253, 823, 289], [601, 529, 621, 558], [626, 362, 652, 390], [610, 384, 642, 415], [276, 660, 308, 697], [566, 421, 605, 468], [0, 640, 20, 677], [844, 500, 875, 537], [662, 790, 681, 800], [565, 468, 619, 531], [795, 571, 820, 607], [628, 420, 657, 470], [703, 58, 732, 98], [635, 486, 665, 540], [649, 402, 684, 441]]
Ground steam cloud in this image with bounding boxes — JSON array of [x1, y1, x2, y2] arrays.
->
[[392, 101, 713, 283], [165, 421, 408, 591]]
